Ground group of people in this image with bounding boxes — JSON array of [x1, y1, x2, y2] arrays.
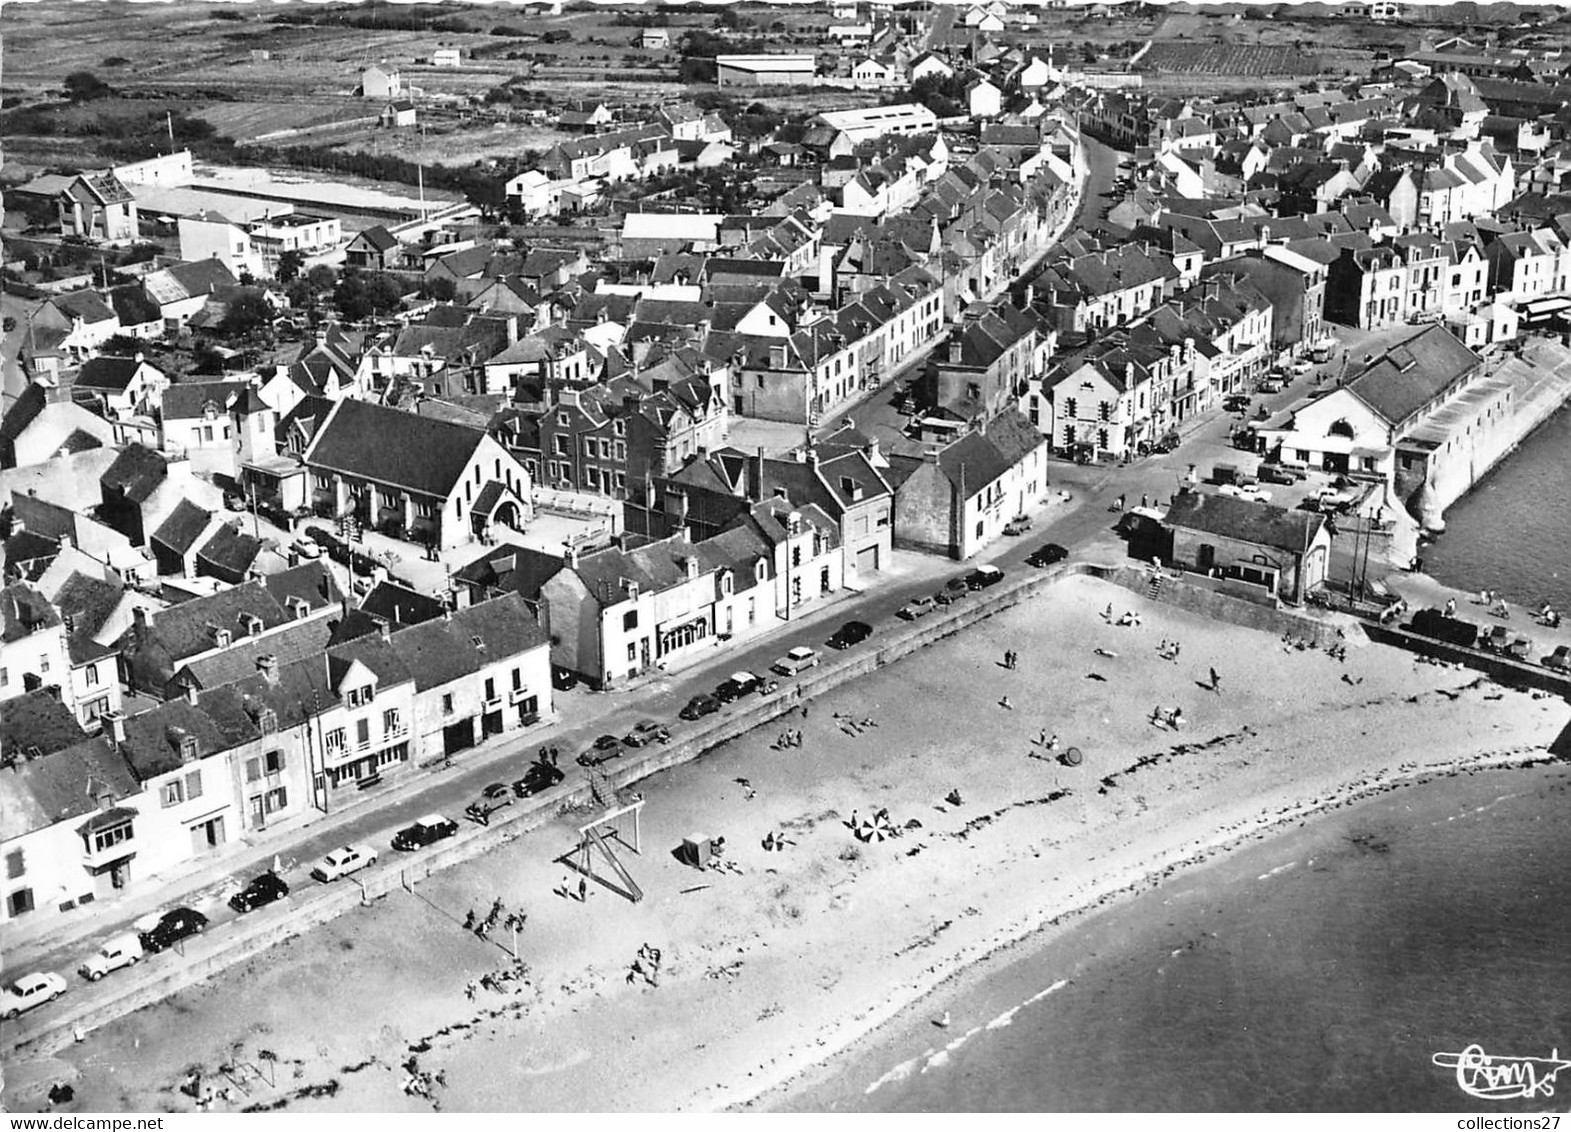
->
[[1158, 638, 1183, 662], [462, 897, 524, 939], [835, 712, 879, 736], [1151, 705, 1186, 730], [773, 728, 804, 750], [760, 829, 796, 852], [627, 943, 663, 987], [1003, 648, 1022, 669], [846, 807, 913, 843]]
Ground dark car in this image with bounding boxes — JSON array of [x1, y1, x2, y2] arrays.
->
[[514, 761, 565, 797], [623, 719, 670, 747], [465, 783, 514, 823], [827, 620, 873, 650], [715, 671, 761, 703], [551, 666, 580, 691], [679, 693, 721, 720], [1256, 463, 1302, 486], [1026, 543, 1068, 568], [1223, 394, 1252, 413], [577, 736, 624, 767], [392, 815, 460, 851], [139, 908, 209, 954], [228, 872, 290, 914], [935, 578, 969, 605], [965, 565, 1005, 590]]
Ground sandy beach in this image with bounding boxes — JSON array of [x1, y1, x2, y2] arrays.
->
[[19, 573, 1569, 1114]]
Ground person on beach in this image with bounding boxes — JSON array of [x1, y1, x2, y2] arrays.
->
[[578, 878, 588, 902], [1151, 705, 1165, 727], [1141, 493, 1149, 509], [1000, 695, 1013, 710], [1209, 667, 1221, 693], [1168, 707, 1184, 729], [1104, 603, 1114, 622], [1445, 598, 1457, 617]]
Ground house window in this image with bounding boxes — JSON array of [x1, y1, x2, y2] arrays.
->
[[1063, 397, 1078, 418], [383, 707, 401, 736], [85, 663, 99, 687], [265, 749, 284, 774], [485, 677, 497, 701], [259, 708, 277, 734], [613, 419, 625, 437], [623, 610, 638, 631], [325, 727, 346, 755], [554, 435, 568, 455], [180, 736, 198, 761], [511, 667, 522, 691], [185, 769, 203, 800], [5, 850, 24, 879], [264, 786, 288, 814], [627, 643, 637, 663], [161, 781, 185, 807], [39, 654, 50, 674], [246, 757, 262, 782], [356, 718, 371, 749], [92, 822, 132, 853], [7, 889, 34, 917], [442, 693, 454, 716]]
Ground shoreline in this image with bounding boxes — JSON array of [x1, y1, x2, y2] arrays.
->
[[728, 743, 1564, 1112]]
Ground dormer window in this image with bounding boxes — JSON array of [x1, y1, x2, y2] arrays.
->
[[180, 736, 198, 762], [241, 613, 263, 637], [259, 708, 277, 734], [471, 634, 485, 650], [214, 628, 232, 648], [346, 684, 375, 708], [755, 558, 768, 582], [287, 596, 309, 620], [558, 412, 570, 426], [720, 571, 733, 596], [613, 419, 625, 437]]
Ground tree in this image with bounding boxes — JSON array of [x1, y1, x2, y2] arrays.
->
[[305, 264, 338, 292], [276, 249, 305, 284], [2, 317, 14, 335], [423, 276, 457, 302], [334, 271, 405, 320], [63, 71, 114, 101], [218, 287, 273, 338]]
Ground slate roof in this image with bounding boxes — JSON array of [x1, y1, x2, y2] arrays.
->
[[1163, 490, 1326, 557], [0, 688, 87, 760], [2, 582, 61, 643], [382, 592, 546, 692], [0, 729, 139, 840], [50, 290, 117, 326], [1346, 324, 1480, 427], [175, 616, 336, 691], [196, 523, 264, 577], [353, 225, 399, 253], [162, 380, 248, 422], [76, 356, 147, 392], [306, 399, 488, 499], [360, 580, 446, 627], [52, 571, 124, 666], [151, 499, 214, 556]]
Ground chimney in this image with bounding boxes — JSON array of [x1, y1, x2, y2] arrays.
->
[[184, 682, 199, 706], [104, 710, 126, 745], [948, 336, 964, 364], [442, 605, 453, 622], [256, 654, 279, 683], [679, 525, 691, 543], [564, 540, 581, 568], [379, 619, 392, 641], [132, 606, 148, 631]]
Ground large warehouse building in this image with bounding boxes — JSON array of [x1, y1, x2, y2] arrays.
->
[[715, 54, 817, 87]]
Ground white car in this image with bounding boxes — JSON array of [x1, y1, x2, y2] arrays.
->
[[310, 844, 378, 883], [1217, 483, 1272, 503], [4, 971, 66, 1019]]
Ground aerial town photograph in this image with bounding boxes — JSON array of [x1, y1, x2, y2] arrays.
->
[[1, 0, 1569, 1117]]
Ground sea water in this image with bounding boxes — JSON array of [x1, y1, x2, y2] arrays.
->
[[783, 765, 1571, 1112], [1419, 404, 1571, 614]]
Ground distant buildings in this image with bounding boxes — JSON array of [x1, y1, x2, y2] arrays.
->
[[715, 54, 817, 87]]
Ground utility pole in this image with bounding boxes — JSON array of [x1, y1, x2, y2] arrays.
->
[[167, 111, 176, 155]]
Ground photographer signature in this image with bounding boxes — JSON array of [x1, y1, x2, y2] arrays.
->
[[1432, 1044, 1571, 1100]]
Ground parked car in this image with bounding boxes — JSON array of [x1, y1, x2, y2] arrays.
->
[[551, 666, 580, 691], [935, 578, 969, 605], [1002, 515, 1032, 536], [3, 971, 66, 1019], [515, 760, 565, 797], [229, 871, 290, 914], [624, 719, 671, 747], [898, 596, 937, 620], [715, 671, 762, 703], [770, 646, 820, 677], [466, 782, 517, 819], [392, 815, 460, 851], [679, 693, 721, 720], [1544, 645, 1571, 672], [1257, 377, 1284, 393], [311, 845, 378, 882], [138, 907, 209, 953], [1217, 483, 1272, 503], [965, 565, 1005, 590], [1223, 394, 1251, 413], [78, 934, 143, 982], [828, 620, 873, 649], [1256, 464, 1301, 486], [1026, 543, 1068, 567], [290, 539, 322, 560]]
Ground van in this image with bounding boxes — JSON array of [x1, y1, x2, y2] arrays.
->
[[78, 933, 143, 981]]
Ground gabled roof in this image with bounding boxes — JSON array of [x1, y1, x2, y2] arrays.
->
[[1165, 490, 1326, 557], [382, 593, 546, 692], [151, 499, 214, 556], [1346, 324, 1480, 426], [49, 289, 117, 326], [99, 443, 168, 503], [0, 729, 138, 839], [195, 522, 263, 577], [350, 225, 399, 253], [161, 379, 249, 422], [305, 399, 490, 499], [76, 355, 151, 393]]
